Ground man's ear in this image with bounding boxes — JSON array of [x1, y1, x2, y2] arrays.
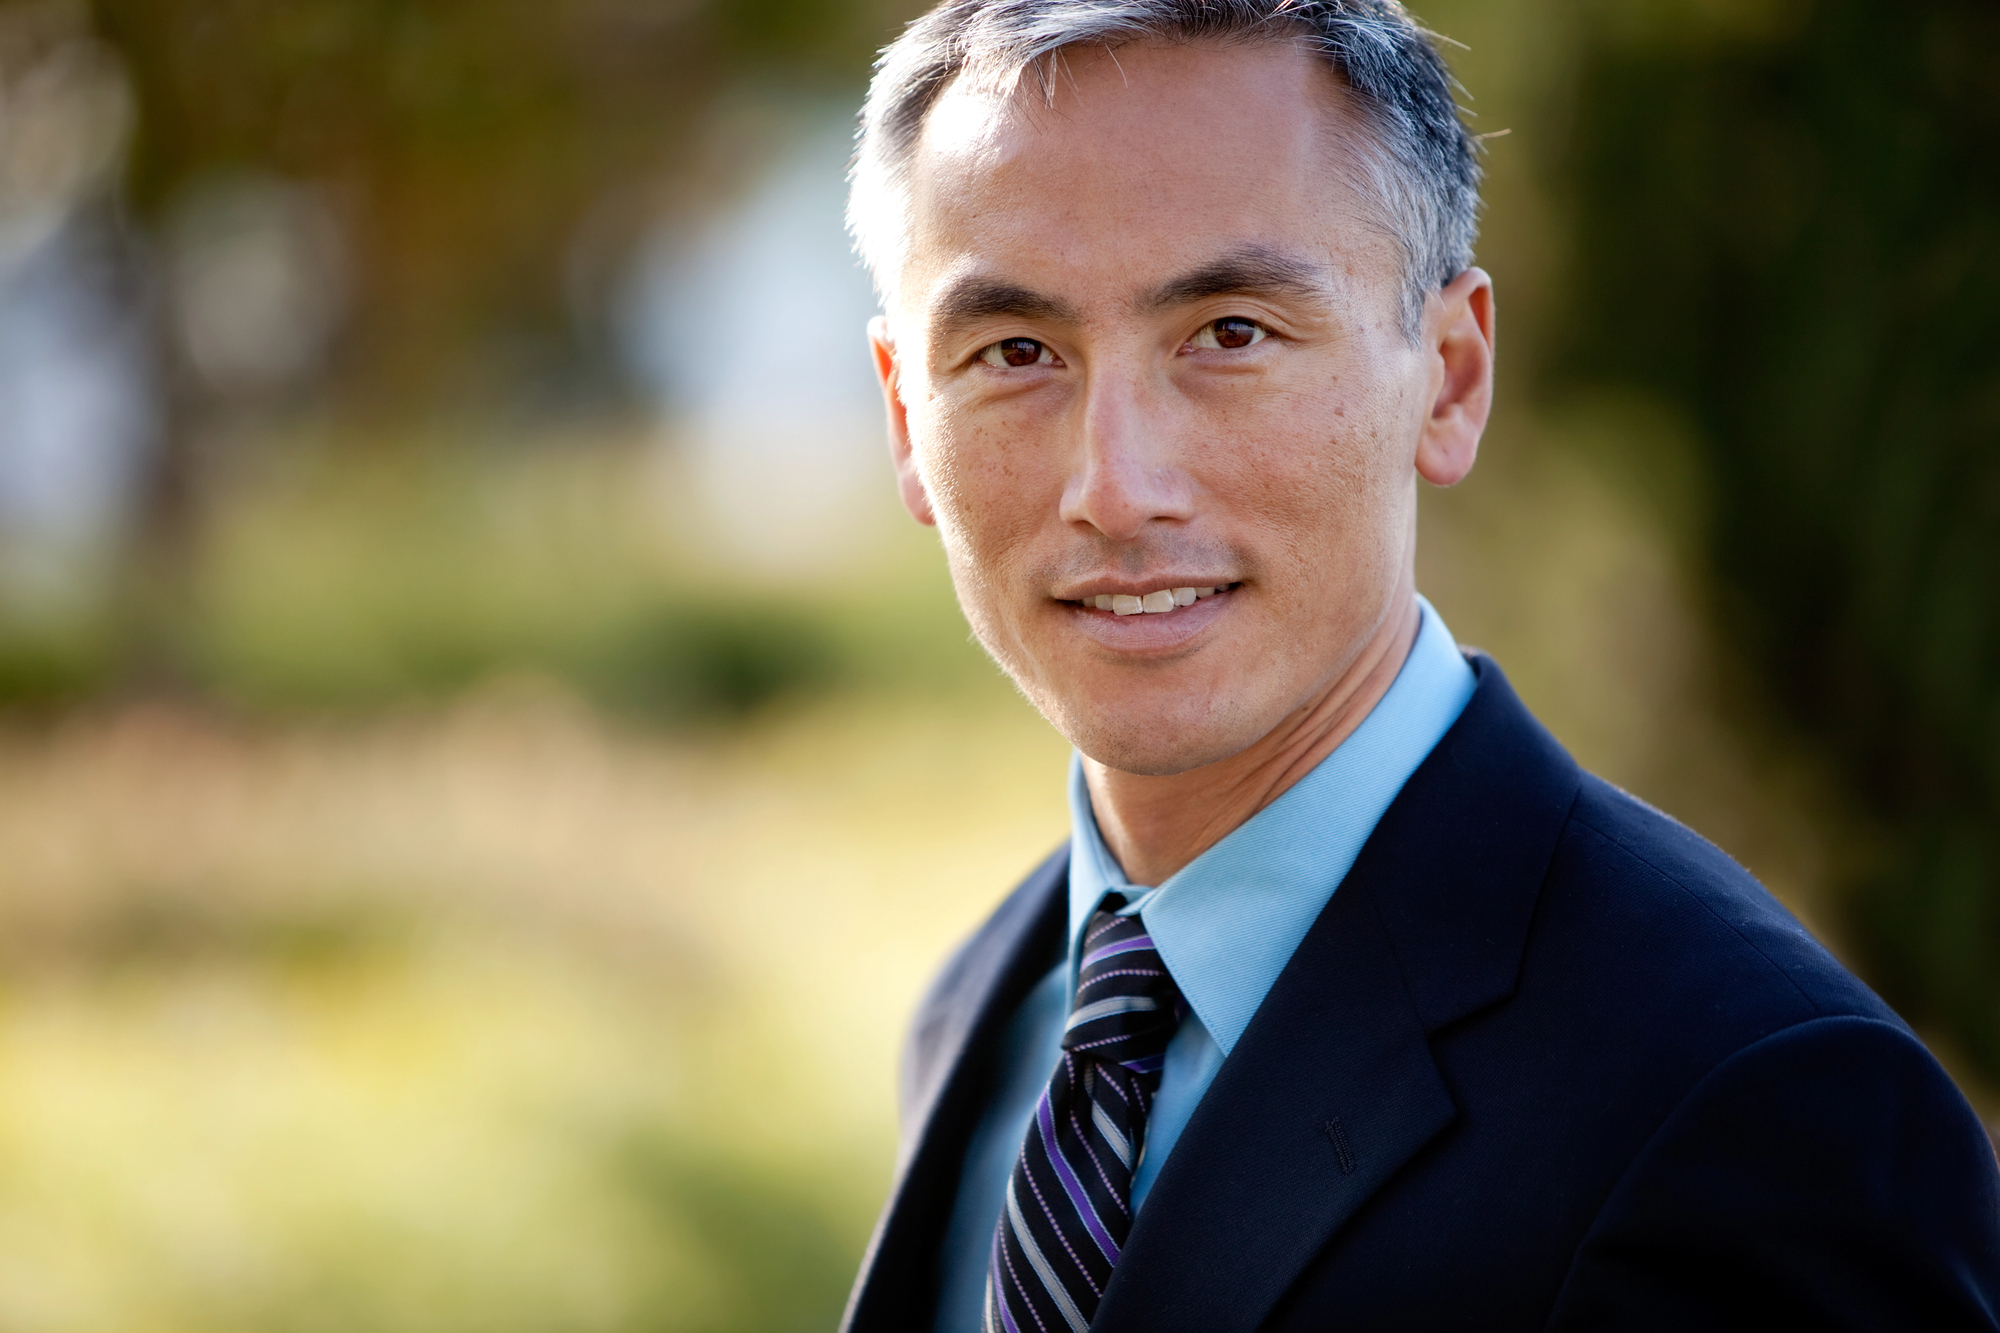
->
[[870, 315, 936, 526], [1415, 267, 1495, 488]]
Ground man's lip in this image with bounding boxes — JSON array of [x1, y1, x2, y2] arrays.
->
[[1054, 580, 1241, 601], [1058, 582, 1234, 652]]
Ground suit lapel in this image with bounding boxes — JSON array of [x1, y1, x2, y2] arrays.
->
[[1095, 863, 1453, 1333], [1095, 657, 1581, 1332], [842, 848, 1070, 1333]]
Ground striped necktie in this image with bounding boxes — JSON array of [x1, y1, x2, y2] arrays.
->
[[985, 905, 1183, 1332]]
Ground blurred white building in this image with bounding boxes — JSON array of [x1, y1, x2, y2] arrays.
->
[[622, 108, 889, 573], [0, 19, 148, 612]]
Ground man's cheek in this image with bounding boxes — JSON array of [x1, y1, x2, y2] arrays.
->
[[910, 415, 980, 527]]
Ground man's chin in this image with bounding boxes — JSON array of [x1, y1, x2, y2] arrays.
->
[[1057, 709, 1254, 780]]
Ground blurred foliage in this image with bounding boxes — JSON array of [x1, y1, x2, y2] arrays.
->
[[580, 603, 841, 720], [166, 437, 984, 719], [0, 619, 111, 705], [615, 1140, 862, 1333], [87, 0, 913, 403], [0, 432, 991, 721], [1562, 0, 2000, 1071]]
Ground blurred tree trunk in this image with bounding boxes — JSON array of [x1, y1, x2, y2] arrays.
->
[[117, 325, 201, 693]]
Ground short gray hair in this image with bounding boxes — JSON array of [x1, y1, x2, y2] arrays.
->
[[847, 0, 1481, 338]]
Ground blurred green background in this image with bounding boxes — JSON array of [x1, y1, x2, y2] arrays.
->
[[0, 0, 1993, 1327]]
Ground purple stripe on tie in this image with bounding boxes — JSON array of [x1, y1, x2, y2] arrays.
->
[[1122, 1054, 1165, 1074], [1080, 935, 1156, 969], [1037, 1096, 1121, 1265]]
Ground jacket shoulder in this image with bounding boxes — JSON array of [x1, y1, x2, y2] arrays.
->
[[1550, 1012, 2000, 1329], [1557, 772, 1896, 1027]]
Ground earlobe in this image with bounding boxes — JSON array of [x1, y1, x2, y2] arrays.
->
[[870, 316, 936, 527], [1415, 268, 1496, 489]]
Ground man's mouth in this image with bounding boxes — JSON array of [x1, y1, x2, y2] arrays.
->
[[1068, 583, 1239, 616]]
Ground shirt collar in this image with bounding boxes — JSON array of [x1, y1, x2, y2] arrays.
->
[[1064, 594, 1476, 1055]]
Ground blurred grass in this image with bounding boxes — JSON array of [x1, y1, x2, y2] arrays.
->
[[0, 653, 1072, 1330]]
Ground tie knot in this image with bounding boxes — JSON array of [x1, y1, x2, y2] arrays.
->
[[1062, 907, 1183, 1071]]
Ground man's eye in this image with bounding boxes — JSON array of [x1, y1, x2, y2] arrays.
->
[[1190, 318, 1268, 351], [978, 338, 1055, 368]]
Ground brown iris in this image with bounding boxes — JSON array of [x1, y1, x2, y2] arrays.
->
[[1211, 318, 1259, 349]]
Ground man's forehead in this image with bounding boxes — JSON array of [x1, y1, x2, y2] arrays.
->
[[893, 38, 1394, 321], [917, 73, 1020, 172], [915, 37, 1347, 179]]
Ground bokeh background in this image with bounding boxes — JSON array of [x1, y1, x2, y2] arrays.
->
[[0, 0, 1992, 1327]]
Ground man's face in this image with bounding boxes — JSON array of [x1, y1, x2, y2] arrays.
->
[[875, 37, 1484, 777]]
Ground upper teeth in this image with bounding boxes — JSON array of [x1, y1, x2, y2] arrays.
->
[[1087, 586, 1221, 615]]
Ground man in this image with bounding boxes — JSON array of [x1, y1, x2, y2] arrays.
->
[[840, 1, 2000, 1329]]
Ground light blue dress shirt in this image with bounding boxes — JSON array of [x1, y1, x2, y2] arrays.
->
[[930, 597, 1477, 1332]]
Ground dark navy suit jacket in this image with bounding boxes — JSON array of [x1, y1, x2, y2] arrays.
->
[[843, 656, 2000, 1330]]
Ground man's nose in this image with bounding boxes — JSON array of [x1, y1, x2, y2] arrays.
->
[[1057, 370, 1195, 542]]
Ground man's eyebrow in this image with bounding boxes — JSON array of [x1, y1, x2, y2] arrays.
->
[[929, 277, 1083, 338], [1137, 246, 1333, 312]]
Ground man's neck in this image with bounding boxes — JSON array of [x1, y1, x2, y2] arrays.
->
[[1083, 586, 1423, 888]]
